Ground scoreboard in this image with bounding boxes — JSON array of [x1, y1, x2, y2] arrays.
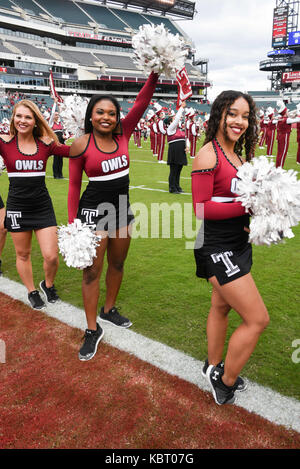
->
[[272, 6, 289, 48]]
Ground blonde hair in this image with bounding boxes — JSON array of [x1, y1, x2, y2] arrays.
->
[[10, 99, 58, 143]]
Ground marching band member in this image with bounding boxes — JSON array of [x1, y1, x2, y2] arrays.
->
[[49, 99, 65, 179], [189, 109, 199, 158], [166, 102, 187, 193], [275, 100, 292, 168], [258, 109, 267, 149], [154, 103, 167, 163], [265, 107, 276, 157]]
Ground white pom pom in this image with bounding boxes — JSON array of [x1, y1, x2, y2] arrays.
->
[[132, 24, 188, 78], [59, 95, 89, 138], [235, 156, 300, 245], [58, 219, 101, 269]]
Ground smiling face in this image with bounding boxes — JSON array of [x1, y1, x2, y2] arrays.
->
[[91, 99, 118, 135], [13, 104, 36, 136], [218, 97, 250, 144]]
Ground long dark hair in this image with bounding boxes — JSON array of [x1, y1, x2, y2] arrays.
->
[[84, 94, 121, 134], [203, 90, 258, 161]]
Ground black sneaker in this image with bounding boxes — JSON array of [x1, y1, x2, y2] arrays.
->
[[79, 323, 104, 361], [207, 365, 236, 405], [202, 359, 247, 392], [99, 306, 132, 328], [39, 280, 60, 304], [28, 290, 46, 310]]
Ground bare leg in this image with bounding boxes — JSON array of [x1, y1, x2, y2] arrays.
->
[[10, 231, 35, 292], [35, 226, 59, 287], [208, 273, 269, 387], [207, 287, 231, 366], [82, 232, 108, 331], [103, 225, 132, 313], [0, 207, 7, 257]]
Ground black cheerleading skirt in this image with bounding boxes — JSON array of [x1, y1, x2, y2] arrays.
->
[[5, 177, 56, 232], [77, 179, 134, 233], [194, 215, 252, 285]]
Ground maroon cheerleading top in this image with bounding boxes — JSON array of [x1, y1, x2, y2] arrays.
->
[[68, 71, 158, 223], [0, 135, 70, 178], [191, 139, 246, 220]]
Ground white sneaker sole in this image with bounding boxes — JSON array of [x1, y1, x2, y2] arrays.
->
[[39, 281, 60, 304], [99, 317, 132, 329], [206, 365, 235, 405], [27, 299, 46, 310], [79, 329, 104, 361]]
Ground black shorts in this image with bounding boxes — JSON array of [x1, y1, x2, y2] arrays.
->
[[194, 243, 252, 285], [78, 194, 134, 233]]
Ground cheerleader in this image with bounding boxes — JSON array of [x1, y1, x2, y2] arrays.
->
[[0, 100, 71, 309], [49, 98, 65, 179], [192, 90, 269, 405], [166, 102, 187, 193], [68, 71, 159, 361], [265, 107, 277, 157]]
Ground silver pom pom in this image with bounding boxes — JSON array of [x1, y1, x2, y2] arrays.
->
[[58, 95, 89, 138], [132, 23, 188, 78], [58, 219, 101, 269], [235, 156, 300, 245]]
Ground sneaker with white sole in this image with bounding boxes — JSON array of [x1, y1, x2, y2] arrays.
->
[[39, 280, 60, 304], [207, 365, 236, 405], [99, 306, 132, 328], [28, 290, 45, 310], [79, 323, 104, 361], [202, 359, 247, 392]]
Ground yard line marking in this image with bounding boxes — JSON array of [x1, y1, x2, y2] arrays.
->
[[0, 276, 299, 434]]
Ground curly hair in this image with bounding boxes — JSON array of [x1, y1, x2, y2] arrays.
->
[[203, 90, 258, 161]]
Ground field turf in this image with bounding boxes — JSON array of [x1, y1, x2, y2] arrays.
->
[[0, 131, 299, 401]]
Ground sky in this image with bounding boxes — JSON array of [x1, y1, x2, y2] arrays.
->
[[177, 0, 276, 101]]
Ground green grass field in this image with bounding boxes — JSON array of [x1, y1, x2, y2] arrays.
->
[[1, 131, 299, 400]]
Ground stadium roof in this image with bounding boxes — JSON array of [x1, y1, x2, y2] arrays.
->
[[88, 0, 195, 18]]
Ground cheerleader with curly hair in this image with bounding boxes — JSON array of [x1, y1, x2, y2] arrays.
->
[[192, 90, 269, 405]]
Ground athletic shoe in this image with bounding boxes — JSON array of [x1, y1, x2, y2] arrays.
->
[[99, 306, 132, 328], [202, 359, 247, 392], [207, 365, 236, 405], [39, 280, 60, 304], [79, 323, 104, 361], [28, 290, 46, 310]]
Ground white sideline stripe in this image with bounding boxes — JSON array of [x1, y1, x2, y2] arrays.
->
[[0, 276, 299, 434]]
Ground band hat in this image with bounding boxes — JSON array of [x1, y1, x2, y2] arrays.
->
[[153, 102, 163, 115], [276, 99, 286, 114]]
